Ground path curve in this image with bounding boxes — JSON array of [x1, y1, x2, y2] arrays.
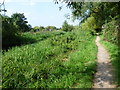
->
[[93, 36, 116, 88]]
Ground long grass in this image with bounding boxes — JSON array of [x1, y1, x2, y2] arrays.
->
[[2, 28, 97, 88]]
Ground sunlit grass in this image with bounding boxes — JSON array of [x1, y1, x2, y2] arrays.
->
[[2, 29, 97, 88]]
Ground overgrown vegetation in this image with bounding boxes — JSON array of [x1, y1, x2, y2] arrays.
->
[[55, 1, 120, 41], [54, 2, 120, 88], [102, 19, 118, 44], [100, 17, 119, 88], [3, 31, 66, 50], [2, 1, 120, 88], [61, 20, 74, 32], [2, 27, 97, 88], [1, 13, 61, 50]]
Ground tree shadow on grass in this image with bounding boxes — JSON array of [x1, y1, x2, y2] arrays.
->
[[2, 35, 37, 51]]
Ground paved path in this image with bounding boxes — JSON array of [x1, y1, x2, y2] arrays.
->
[[93, 36, 116, 88]]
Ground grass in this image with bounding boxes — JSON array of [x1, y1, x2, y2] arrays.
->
[[100, 35, 120, 88], [2, 28, 97, 88], [3, 31, 66, 50]]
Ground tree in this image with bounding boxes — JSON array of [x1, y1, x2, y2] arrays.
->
[[45, 26, 57, 31], [81, 16, 97, 29], [2, 15, 19, 49], [11, 13, 30, 32], [27, 24, 32, 31], [32, 26, 40, 32], [55, 1, 120, 29], [2, 13, 32, 49], [39, 26, 45, 31], [62, 20, 73, 32]]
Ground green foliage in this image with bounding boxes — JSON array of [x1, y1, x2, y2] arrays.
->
[[55, 1, 120, 33], [45, 26, 57, 31], [2, 15, 20, 49], [11, 13, 31, 32], [81, 16, 97, 30], [80, 16, 97, 35], [102, 20, 118, 44], [22, 31, 66, 42], [61, 20, 74, 32], [39, 26, 45, 31], [31, 26, 40, 32], [31, 26, 57, 32], [2, 13, 32, 49], [2, 16, 18, 38], [2, 28, 97, 88]]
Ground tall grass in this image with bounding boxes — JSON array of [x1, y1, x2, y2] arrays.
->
[[2, 28, 97, 88], [3, 31, 66, 50]]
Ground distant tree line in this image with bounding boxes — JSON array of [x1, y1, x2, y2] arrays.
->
[[1, 12, 74, 49], [31, 26, 60, 32], [31, 20, 74, 32]]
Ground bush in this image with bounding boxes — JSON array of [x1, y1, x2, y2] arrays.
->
[[61, 20, 74, 32], [102, 20, 118, 44], [2, 15, 20, 49], [2, 13, 32, 49]]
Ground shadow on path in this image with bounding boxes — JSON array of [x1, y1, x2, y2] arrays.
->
[[93, 36, 116, 88]]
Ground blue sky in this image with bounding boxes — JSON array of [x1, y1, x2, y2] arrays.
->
[[1, 0, 79, 28]]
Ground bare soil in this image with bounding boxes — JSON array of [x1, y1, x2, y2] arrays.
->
[[93, 36, 116, 88]]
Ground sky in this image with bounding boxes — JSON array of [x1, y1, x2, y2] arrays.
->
[[0, 0, 79, 28]]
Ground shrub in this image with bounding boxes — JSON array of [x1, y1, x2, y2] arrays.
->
[[102, 20, 118, 44], [61, 20, 74, 32], [2, 15, 19, 49]]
